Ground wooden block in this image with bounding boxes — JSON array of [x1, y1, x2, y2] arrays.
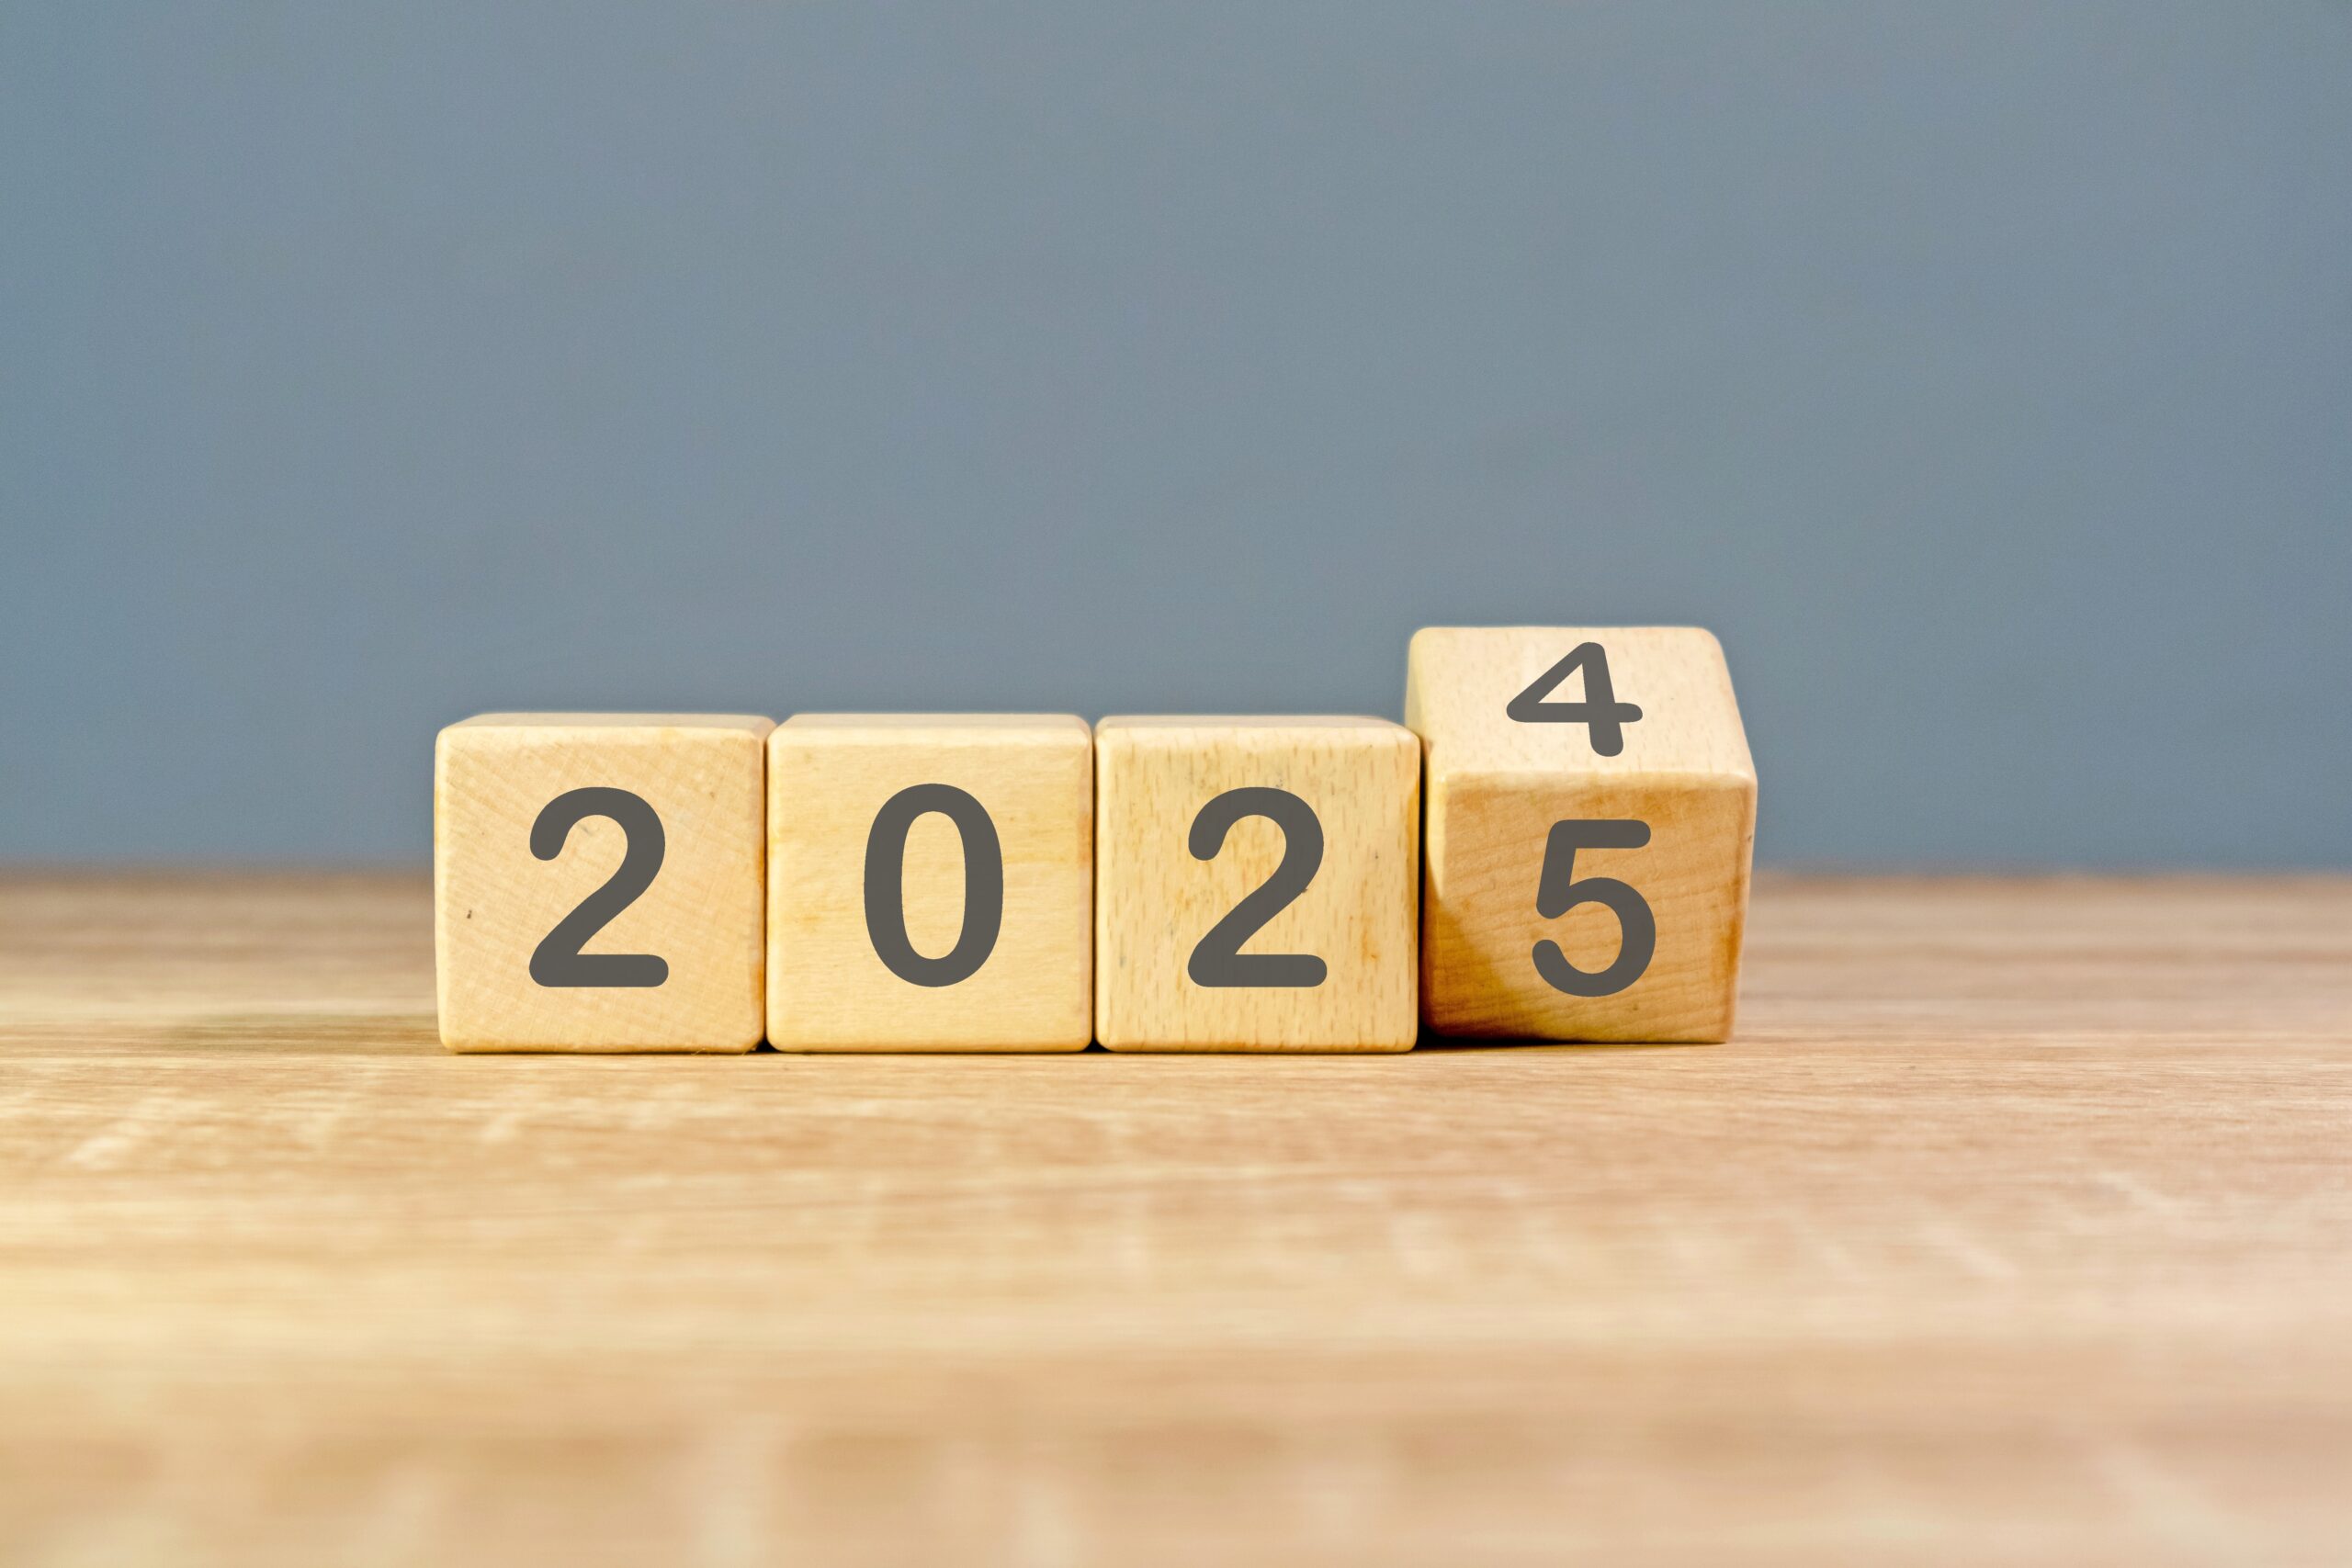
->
[[1407, 627, 1756, 1043], [434, 714, 772, 1052], [1093, 716, 1419, 1052], [765, 715, 1092, 1051]]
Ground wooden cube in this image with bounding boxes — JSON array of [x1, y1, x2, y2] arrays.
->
[[765, 715, 1092, 1051], [434, 714, 772, 1052], [1093, 717, 1419, 1052], [1407, 627, 1755, 1043]]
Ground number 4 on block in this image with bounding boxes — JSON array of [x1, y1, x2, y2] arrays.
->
[[435, 714, 773, 1052], [1407, 628, 1756, 1043]]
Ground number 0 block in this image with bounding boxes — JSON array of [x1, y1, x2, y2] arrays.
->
[[1094, 717, 1419, 1052], [435, 714, 773, 1052], [1407, 628, 1756, 1043], [766, 715, 1092, 1050]]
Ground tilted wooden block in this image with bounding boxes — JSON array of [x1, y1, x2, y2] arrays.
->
[[1407, 627, 1756, 1043], [766, 715, 1092, 1051], [434, 714, 772, 1052], [1093, 717, 1419, 1052]]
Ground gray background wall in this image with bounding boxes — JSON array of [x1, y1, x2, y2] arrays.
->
[[5, 3, 2346, 865]]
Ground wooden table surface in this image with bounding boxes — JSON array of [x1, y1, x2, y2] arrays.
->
[[3, 873, 2348, 1566]]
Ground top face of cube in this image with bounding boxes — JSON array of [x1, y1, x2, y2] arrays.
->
[[1407, 627, 1753, 784], [777, 713, 1091, 746], [1093, 715, 1419, 752], [442, 712, 777, 742]]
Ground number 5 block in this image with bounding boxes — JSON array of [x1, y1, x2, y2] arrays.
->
[[1407, 628, 1756, 1043], [1094, 717, 1419, 1052], [435, 714, 773, 1052]]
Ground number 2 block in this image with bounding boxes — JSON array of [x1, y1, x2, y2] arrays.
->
[[1407, 628, 1756, 1043], [434, 714, 773, 1052], [1093, 717, 1419, 1052]]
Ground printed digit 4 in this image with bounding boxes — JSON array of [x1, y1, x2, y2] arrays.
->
[[1506, 642, 1643, 756]]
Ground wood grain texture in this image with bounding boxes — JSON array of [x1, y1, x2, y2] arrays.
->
[[4, 872, 2351, 1566], [435, 714, 773, 1052], [767, 715, 1091, 1051], [1408, 627, 1756, 1042], [1093, 717, 1419, 1052]]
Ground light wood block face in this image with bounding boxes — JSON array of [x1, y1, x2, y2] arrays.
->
[[434, 714, 772, 1053], [1094, 717, 1419, 1052], [765, 715, 1092, 1051], [1408, 627, 1756, 1043]]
